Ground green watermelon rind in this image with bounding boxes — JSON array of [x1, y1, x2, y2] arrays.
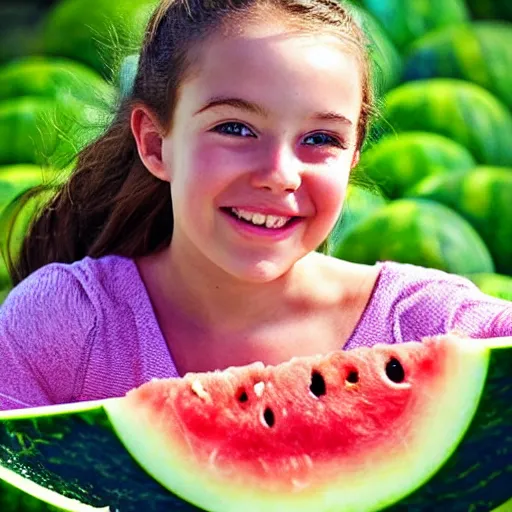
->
[[0, 464, 106, 512], [0, 400, 111, 512]]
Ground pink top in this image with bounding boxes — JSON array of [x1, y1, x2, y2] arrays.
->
[[0, 255, 510, 410]]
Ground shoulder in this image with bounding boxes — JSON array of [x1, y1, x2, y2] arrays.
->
[[0, 255, 138, 407], [373, 261, 511, 340], [1, 254, 135, 319], [376, 260, 478, 299]]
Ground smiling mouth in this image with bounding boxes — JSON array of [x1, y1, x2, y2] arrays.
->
[[221, 207, 300, 229]]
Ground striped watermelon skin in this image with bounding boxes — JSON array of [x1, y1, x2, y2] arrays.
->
[[353, 0, 469, 51], [381, 79, 512, 167], [333, 199, 495, 275], [358, 132, 476, 199], [406, 167, 512, 276], [403, 22, 512, 110]]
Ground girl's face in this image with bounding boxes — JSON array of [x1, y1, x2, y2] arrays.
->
[[162, 22, 363, 282]]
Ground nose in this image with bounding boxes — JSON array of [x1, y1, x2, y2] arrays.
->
[[251, 144, 302, 193]]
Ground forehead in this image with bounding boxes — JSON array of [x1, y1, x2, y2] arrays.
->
[[180, 23, 363, 125]]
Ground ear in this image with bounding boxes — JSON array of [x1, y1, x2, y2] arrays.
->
[[131, 106, 169, 182], [350, 149, 361, 169]]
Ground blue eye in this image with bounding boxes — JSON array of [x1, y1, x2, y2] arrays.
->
[[303, 133, 346, 148], [212, 122, 256, 137]]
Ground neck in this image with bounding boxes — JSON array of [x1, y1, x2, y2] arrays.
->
[[140, 244, 316, 334]]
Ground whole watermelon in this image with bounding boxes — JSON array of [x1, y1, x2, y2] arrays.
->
[[381, 79, 512, 167], [351, 0, 469, 51], [0, 56, 115, 106], [333, 198, 495, 275], [403, 22, 512, 111], [41, 0, 159, 79], [0, 56, 115, 168], [406, 167, 512, 276], [358, 132, 475, 199]]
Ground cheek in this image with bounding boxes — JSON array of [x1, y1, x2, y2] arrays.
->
[[185, 140, 242, 192], [305, 166, 350, 221]]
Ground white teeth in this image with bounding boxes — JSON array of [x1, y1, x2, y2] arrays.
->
[[231, 208, 291, 229], [266, 215, 288, 228], [265, 215, 278, 228], [252, 213, 266, 225]]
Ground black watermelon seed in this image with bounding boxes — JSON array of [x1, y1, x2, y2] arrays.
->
[[386, 358, 405, 383], [346, 370, 359, 384], [310, 371, 326, 397], [263, 407, 275, 428], [238, 390, 249, 403]]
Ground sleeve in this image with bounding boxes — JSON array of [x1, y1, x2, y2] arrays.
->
[[394, 271, 512, 343], [0, 265, 97, 410]]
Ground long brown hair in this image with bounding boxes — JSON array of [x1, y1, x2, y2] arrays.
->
[[3, 0, 375, 286]]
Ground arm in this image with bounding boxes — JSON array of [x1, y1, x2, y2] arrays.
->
[[484, 300, 511, 338], [446, 288, 511, 338], [0, 265, 97, 410], [390, 268, 512, 343]]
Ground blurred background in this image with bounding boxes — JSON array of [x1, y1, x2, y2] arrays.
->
[[0, 0, 511, 304]]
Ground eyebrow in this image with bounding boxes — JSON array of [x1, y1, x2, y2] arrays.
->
[[194, 96, 353, 125]]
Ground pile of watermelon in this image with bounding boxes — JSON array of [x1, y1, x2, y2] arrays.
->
[[1, 0, 512, 305]]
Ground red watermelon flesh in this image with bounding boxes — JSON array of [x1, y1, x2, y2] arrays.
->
[[130, 347, 434, 490]]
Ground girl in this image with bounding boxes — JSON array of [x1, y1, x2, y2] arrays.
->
[[0, 0, 510, 410]]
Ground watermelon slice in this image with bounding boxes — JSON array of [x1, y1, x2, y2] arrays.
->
[[0, 334, 511, 512]]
